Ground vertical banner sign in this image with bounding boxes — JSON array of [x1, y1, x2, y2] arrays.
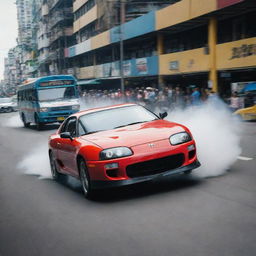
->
[[123, 60, 131, 77], [136, 58, 148, 75]]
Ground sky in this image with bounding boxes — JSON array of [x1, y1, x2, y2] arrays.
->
[[0, 1, 18, 80]]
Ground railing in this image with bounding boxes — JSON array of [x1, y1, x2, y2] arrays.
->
[[50, 27, 73, 43], [49, 8, 73, 28]]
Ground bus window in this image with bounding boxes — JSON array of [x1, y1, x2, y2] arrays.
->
[[38, 87, 76, 102]]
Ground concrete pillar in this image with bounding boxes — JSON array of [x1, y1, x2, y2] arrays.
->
[[157, 33, 164, 89], [208, 17, 218, 92]]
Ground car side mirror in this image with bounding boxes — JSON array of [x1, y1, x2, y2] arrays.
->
[[60, 132, 73, 141], [159, 112, 168, 119]]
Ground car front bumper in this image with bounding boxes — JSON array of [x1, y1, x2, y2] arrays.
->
[[90, 160, 201, 189]]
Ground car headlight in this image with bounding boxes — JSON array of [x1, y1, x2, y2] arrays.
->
[[40, 107, 48, 112], [72, 105, 80, 110], [100, 147, 133, 160], [170, 132, 192, 145]]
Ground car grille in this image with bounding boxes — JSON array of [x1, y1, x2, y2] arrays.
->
[[50, 106, 72, 111], [126, 154, 185, 178]]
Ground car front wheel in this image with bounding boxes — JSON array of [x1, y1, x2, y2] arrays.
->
[[79, 159, 94, 198]]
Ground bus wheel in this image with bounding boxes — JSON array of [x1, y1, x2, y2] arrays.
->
[[35, 115, 43, 130], [36, 121, 43, 131], [22, 113, 30, 128]]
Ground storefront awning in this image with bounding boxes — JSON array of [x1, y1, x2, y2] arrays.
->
[[77, 79, 101, 85]]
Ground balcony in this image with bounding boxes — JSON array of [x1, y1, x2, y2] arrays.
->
[[49, 8, 73, 29], [50, 27, 73, 44], [38, 37, 50, 50], [41, 4, 49, 16]]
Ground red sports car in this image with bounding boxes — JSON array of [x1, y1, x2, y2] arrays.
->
[[49, 103, 200, 198]]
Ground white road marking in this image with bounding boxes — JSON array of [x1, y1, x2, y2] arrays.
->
[[237, 156, 253, 161]]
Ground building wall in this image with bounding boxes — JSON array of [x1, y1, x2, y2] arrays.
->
[[159, 48, 210, 75], [74, 5, 98, 33]]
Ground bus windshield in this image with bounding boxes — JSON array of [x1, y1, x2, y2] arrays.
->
[[38, 86, 76, 102]]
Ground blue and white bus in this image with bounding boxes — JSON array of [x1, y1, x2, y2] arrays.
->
[[17, 75, 80, 130]]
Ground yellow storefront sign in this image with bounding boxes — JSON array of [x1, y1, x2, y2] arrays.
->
[[216, 37, 256, 70]]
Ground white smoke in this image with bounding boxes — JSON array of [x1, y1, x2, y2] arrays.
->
[[17, 97, 241, 180], [4, 113, 23, 127], [17, 143, 52, 179], [168, 98, 241, 178]]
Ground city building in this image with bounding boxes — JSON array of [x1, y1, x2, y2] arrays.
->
[[65, 0, 256, 96], [3, 47, 23, 93], [46, 0, 74, 75]]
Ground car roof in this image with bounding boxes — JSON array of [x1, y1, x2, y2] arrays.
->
[[73, 103, 137, 118]]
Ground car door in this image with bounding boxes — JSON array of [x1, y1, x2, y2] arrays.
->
[[57, 117, 79, 176]]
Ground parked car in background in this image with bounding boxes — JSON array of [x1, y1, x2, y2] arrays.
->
[[234, 104, 256, 121], [0, 97, 17, 113]]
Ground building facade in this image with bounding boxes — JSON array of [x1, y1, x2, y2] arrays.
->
[[65, 0, 256, 96]]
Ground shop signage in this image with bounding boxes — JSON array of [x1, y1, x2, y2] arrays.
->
[[111, 61, 120, 77], [230, 44, 256, 59], [169, 61, 179, 70], [123, 60, 131, 76], [136, 58, 148, 75]]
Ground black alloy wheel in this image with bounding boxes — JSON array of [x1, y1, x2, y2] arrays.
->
[[79, 159, 94, 198]]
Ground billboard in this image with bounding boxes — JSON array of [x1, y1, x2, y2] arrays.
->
[[217, 0, 244, 9]]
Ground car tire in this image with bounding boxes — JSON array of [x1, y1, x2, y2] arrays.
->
[[49, 151, 66, 182], [79, 159, 94, 198], [22, 113, 30, 128], [35, 115, 43, 130], [6, 107, 12, 113]]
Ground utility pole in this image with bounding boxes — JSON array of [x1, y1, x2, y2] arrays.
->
[[119, 0, 125, 96]]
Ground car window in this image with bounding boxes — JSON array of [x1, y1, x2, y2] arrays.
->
[[79, 105, 158, 133], [60, 117, 77, 137], [78, 121, 86, 136]]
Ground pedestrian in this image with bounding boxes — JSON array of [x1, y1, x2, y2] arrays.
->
[[229, 91, 240, 112], [191, 87, 201, 106]]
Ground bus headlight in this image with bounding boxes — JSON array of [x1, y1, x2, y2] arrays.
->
[[40, 107, 48, 112], [72, 105, 80, 110]]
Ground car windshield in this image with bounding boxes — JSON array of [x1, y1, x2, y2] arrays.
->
[[0, 98, 11, 103], [79, 105, 158, 134], [38, 87, 76, 102]]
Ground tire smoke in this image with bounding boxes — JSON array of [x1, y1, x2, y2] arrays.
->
[[17, 143, 52, 179], [168, 98, 241, 178], [17, 97, 241, 180], [4, 113, 23, 127]]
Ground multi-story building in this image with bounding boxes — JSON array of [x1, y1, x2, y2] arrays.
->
[[16, 0, 33, 45], [3, 47, 23, 92], [37, 0, 51, 76], [45, 0, 74, 75], [16, 0, 38, 80], [65, 0, 256, 96]]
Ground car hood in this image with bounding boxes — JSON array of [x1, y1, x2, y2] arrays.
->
[[39, 99, 79, 108], [81, 120, 187, 148]]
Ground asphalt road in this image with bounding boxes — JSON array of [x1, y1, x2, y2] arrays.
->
[[0, 112, 256, 256]]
